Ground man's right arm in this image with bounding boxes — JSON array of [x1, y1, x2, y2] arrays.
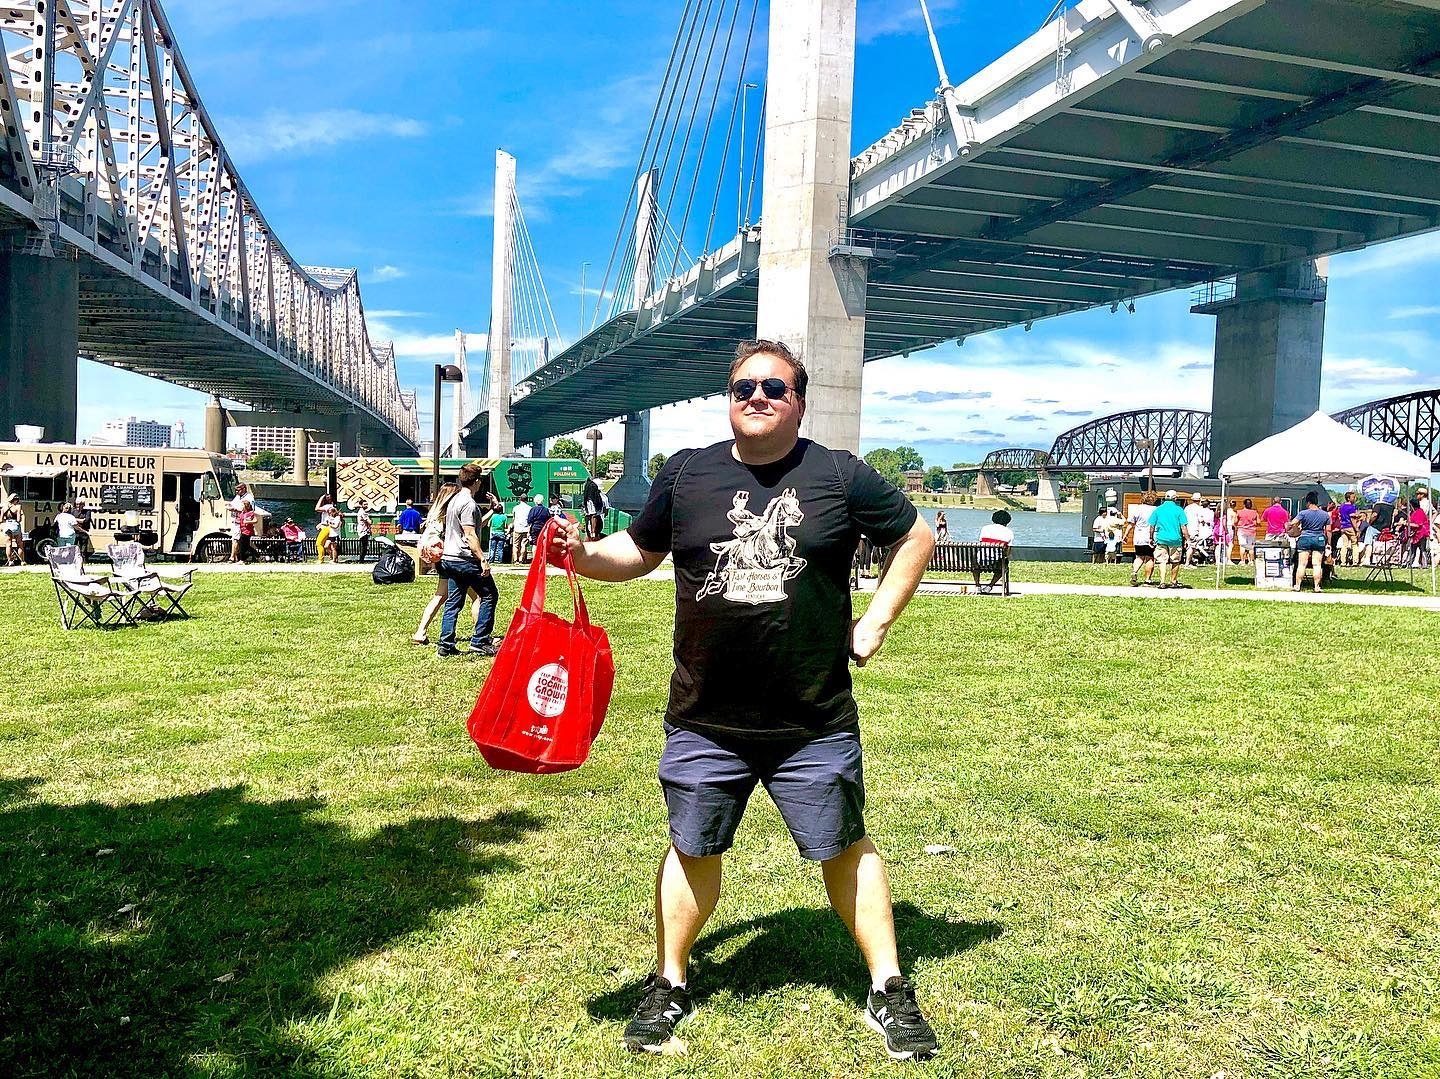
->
[[550, 517, 664, 581]]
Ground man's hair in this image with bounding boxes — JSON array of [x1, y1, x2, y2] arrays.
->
[[1306, 492, 1319, 506], [730, 339, 808, 398], [992, 509, 1012, 525], [457, 463, 484, 488]]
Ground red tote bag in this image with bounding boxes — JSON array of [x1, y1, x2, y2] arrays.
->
[[467, 518, 614, 774]]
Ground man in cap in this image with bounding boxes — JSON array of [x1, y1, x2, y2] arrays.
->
[[1184, 492, 1212, 568], [1148, 490, 1189, 589]]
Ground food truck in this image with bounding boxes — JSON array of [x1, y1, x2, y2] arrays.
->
[[0, 441, 239, 562], [328, 455, 631, 534]]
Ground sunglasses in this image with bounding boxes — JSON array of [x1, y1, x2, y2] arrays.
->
[[729, 377, 795, 402]]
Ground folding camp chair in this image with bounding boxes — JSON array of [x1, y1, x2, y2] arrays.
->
[[47, 547, 137, 629], [106, 541, 195, 619], [1364, 534, 1405, 584]]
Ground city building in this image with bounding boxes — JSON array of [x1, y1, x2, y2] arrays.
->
[[89, 416, 173, 448], [242, 427, 338, 466]]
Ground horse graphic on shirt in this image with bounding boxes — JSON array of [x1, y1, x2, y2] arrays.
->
[[697, 488, 807, 604]]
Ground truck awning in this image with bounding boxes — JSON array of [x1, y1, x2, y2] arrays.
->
[[0, 465, 68, 478]]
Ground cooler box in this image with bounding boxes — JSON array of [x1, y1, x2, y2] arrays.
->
[[1254, 543, 1291, 589]]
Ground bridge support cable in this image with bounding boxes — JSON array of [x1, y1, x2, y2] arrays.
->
[[0, 0, 418, 450], [590, 0, 764, 330]]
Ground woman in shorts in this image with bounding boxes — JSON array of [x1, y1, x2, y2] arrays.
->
[[2, 493, 22, 566], [1292, 493, 1330, 593], [1235, 498, 1259, 565]]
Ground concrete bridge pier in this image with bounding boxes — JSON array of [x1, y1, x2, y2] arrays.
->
[[606, 411, 653, 512], [294, 428, 310, 483], [1, 251, 79, 443], [337, 412, 360, 457], [1195, 258, 1326, 476], [973, 471, 997, 499], [756, 0, 866, 453], [1035, 470, 1063, 513], [204, 396, 229, 455], [487, 150, 517, 458]]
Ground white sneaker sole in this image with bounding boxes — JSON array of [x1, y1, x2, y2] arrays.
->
[[863, 1008, 938, 1062]]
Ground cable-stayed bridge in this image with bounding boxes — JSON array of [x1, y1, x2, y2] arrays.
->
[[0, 0, 418, 452], [464, 0, 1440, 481]]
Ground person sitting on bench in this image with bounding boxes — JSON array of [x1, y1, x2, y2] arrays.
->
[[974, 510, 1013, 593]]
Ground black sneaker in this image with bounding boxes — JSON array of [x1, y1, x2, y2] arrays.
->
[[622, 974, 695, 1053], [865, 976, 938, 1061]]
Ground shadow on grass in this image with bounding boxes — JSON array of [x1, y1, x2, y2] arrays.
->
[[588, 901, 1002, 1019], [0, 781, 542, 1077]]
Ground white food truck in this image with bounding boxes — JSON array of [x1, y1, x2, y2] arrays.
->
[[0, 441, 240, 562]]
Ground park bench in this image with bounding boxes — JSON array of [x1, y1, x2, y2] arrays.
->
[[851, 539, 1011, 596]]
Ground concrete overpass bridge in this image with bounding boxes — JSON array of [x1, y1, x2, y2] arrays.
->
[[467, 0, 1440, 491], [0, 0, 418, 453]]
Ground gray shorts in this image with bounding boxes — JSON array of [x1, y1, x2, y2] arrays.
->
[[658, 722, 867, 861]]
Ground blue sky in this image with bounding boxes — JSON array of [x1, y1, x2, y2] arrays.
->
[[80, 0, 1440, 468]]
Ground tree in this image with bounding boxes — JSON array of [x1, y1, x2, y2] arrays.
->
[[924, 466, 948, 492], [596, 450, 625, 476], [863, 446, 925, 488], [550, 437, 585, 460], [648, 452, 668, 480], [247, 450, 291, 473]]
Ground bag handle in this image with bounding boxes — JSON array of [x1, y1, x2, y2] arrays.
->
[[520, 516, 591, 629]]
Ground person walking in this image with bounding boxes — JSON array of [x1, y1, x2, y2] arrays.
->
[[1293, 492, 1331, 592], [317, 503, 342, 564], [1125, 492, 1157, 586], [436, 463, 500, 658], [355, 500, 373, 562], [2, 493, 23, 566], [548, 339, 939, 1061], [1407, 496, 1431, 568], [1235, 498, 1260, 565], [510, 497, 532, 563], [583, 477, 608, 541], [526, 493, 553, 549], [1148, 490, 1189, 589], [412, 482, 482, 644]]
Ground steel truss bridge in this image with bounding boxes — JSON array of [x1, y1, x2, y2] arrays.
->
[[467, 0, 1440, 450], [972, 390, 1440, 476], [0, 0, 418, 451], [1334, 389, 1440, 469]]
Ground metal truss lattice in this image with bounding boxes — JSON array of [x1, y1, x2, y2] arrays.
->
[[0, 0, 416, 446], [1332, 390, 1440, 470], [1049, 409, 1211, 472]]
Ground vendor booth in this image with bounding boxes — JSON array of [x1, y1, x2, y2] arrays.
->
[[1215, 411, 1435, 593]]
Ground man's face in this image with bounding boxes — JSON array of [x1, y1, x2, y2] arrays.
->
[[728, 352, 804, 444]]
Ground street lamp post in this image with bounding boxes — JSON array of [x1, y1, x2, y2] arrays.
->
[[432, 362, 464, 503], [585, 427, 603, 479], [1134, 437, 1157, 493]]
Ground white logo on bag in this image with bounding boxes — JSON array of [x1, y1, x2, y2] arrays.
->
[[526, 663, 569, 719]]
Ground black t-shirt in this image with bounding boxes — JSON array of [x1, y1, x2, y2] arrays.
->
[[628, 438, 917, 742]]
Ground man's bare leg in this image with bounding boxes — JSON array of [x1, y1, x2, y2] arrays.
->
[[821, 836, 901, 986], [656, 846, 722, 985]]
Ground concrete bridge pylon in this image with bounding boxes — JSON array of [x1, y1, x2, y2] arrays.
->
[[488, 149, 518, 458], [608, 168, 660, 511], [0, 251, 79, 444], [756, 0, 865, 454]]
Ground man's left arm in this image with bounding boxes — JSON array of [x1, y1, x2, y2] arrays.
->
[[850, 513, 934, 668]]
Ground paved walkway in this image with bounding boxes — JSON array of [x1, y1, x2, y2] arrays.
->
[[861, 576, 1440, 610], [7, 560, 1434, 609]]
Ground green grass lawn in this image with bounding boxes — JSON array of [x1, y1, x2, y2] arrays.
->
[[1, 571, 1438, 1077]]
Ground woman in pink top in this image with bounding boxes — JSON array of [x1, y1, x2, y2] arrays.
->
[[1407, 497, 1431, 568], [1235, 499, 1260, 564]]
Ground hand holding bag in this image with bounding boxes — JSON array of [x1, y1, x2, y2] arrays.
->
[[467, 518, 614, 774]]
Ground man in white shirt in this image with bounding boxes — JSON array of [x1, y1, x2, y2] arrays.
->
[[1125, 492, 1157, 586], [510, 499, 532, 563], [228, 483, 254, 563], [1184, 493, 1212, 566]]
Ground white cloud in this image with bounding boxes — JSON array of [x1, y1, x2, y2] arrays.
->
[[1388, 305, 1440, 320], [857, 0, 961, 45], [1329, 231, 1440, 279], [366, 309, 427, 319], [221, 109, 426, 163], [370, 265, 407, 283]]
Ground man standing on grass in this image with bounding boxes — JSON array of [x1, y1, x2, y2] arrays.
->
[[549, 339, 939, 1062], [436, 463, 499, 659], [1125, 491, 1157, 586], [1148, 490, 1189, 589]]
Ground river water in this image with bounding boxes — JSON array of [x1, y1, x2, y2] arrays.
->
[[916, 506, 1085, 549]]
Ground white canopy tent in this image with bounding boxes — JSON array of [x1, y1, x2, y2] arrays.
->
[[1215, 411, 1435, 592]]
